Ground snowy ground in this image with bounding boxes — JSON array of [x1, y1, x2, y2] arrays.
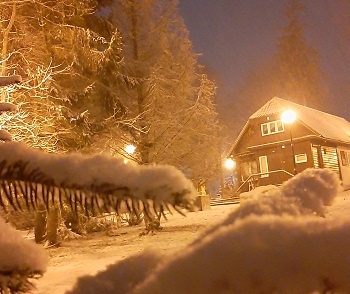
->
[[31, 204, 233, 294], [31, 189, 350, 294]]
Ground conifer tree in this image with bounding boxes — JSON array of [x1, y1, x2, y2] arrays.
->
[[272, 0, 327, 108], [227, 0, 329, 127], [102, 0, 221, 187], [0, 0, 124, 152]]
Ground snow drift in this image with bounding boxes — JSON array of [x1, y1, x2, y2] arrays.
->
[[0, 217, 47, 293], [68, 168, 350, 294]]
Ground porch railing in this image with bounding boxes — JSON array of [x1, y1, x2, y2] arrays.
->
[[236, 169, 294, 193]]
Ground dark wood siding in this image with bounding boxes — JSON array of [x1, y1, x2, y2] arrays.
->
[[235, 114, 317, 154]]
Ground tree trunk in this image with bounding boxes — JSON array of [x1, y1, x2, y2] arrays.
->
[[1, 3, 16, 75], [46, 205, 60, 246], [34, 203, 47, 243], [219, 154, 226, 198], [1, 3, 16, 102], [130, 2, 150, 165]]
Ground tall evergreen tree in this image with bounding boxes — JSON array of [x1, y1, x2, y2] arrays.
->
[[102, 0, 221, 187], [0, 0, 124, 152], [227, 0, 329, 130], [0, 0, 125, 243], [272, 0, 327, 107]]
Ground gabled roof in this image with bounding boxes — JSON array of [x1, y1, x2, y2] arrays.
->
[[230, 97, 350, 154]]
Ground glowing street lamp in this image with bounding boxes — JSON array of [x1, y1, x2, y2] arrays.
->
[[125, 144, 136, 155], [225, 158, 236, 190], [225, 158, 235, 170], [281, 109, 297, 124], [281, 109, 297, 175]]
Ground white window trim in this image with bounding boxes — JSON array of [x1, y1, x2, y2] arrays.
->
[[261, 120, 285, 136], [295, 153, 307, 163]]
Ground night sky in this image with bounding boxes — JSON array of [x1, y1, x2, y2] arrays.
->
[[179, 0, 349, 130]]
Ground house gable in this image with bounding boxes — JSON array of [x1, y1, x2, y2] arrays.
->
[[230, 97, 350, 156], [233, 113, 317, 155]]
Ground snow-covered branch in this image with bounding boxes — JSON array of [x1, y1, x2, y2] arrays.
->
[[0, 142, 196, 215]]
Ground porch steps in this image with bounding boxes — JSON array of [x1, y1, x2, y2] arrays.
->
[[210, 196, 240, 206]]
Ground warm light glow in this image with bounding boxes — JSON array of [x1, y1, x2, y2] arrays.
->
[[281, 109, 297, 124], [125, 144, 136, 154], [225, 158, 235, 169]]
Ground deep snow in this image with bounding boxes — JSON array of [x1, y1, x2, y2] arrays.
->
[[28, 170, 350, 293]]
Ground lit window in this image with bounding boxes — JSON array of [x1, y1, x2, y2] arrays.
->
[[270, 123, 276, 133], [295, 154, 307, 163], [276, 121, 284, 132], [262, 124, 269, 135], [261, 120, 284, 136]]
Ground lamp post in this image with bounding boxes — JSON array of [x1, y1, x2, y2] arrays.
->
[[281, 109, 297, 175]]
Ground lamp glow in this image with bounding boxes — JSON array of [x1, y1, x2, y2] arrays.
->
[[125, 144, 136, 154], [281, 109, 297, 124], [225, 158, 235, 169]]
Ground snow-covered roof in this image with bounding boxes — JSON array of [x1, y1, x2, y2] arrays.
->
[[252, 97, 350, 143], [230, 97, 350, 155]]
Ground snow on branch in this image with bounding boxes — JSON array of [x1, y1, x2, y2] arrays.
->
[[0, 142, 196, 215], [0, 216, 47, 293], [0, 75, 22, 87]]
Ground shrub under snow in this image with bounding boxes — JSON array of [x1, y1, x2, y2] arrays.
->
[[68, 168, 350, 294], [0, 217, 48, 293]]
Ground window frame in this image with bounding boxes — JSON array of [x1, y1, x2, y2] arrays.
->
[[295, 153, 308, 164], [261, 120, 284, 136]]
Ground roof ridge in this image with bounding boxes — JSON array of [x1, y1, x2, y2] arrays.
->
[[250, 97, 347, 122], [280, 98, 347, 121]]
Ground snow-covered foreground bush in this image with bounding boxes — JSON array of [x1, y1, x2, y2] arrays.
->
[[0, 142, 197, 293], [0, 217, 48, 293], [68, 168, 350, 294]]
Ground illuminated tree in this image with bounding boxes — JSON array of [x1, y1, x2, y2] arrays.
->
[[0, 0, 124, 152], [102, 0, 221, 185]]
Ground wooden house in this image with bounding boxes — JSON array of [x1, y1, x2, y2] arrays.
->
[[228, 97, 350, 192]]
